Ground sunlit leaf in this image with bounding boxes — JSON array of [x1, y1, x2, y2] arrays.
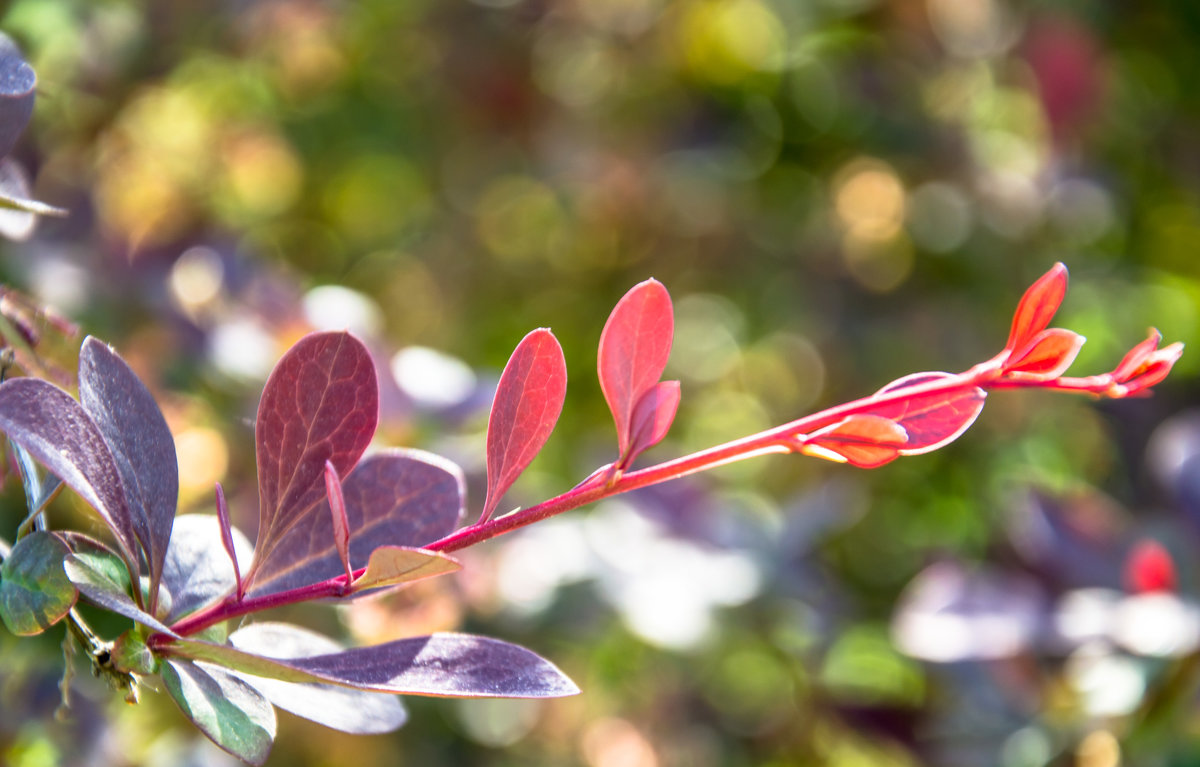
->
[[213, 483, 243, 601], [1004, 262, 1067, 354], [352, 546, 460, 593], [247, 449, 463, 598], [480, 329, 567, 522], [162, 659, 277, 766], [801, 414, 907, 469], [1002, 328, 1085, 378], [0, 159, 36, 241], [598, 279, 674, 459], [169, 629, 581, 698], [0, 531, 76, 635], [624, 380, 681, 466], [869, 372, 987, 455], [0, 378, 140, 577], [62, 553, 175, 635], [10, 440, 61, 531], [228, 623, 407, 734], [79, 337, 179, 614], [249, 332, 378, 588], [161, 514, 252, 623]]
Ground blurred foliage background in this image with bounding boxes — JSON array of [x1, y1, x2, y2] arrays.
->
[[1, 0, 1199, 765]]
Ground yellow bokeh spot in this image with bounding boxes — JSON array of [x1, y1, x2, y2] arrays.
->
[[219, 129, 303, 221], [834, 158, 908, 244], [1076, 729, 1120, 767], [679, 0, 786, 85], [174, 426, 229, 498], [474, 175, 570, 264]]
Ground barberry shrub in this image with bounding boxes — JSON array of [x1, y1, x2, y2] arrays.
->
[[0, 264, 1182, 764]]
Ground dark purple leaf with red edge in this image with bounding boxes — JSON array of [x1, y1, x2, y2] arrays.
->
[[480, 329, 567, 523], [78, 337, 178, 614], [0, 377, 140, 577], [1004, 262, 1067, 354], [869, 372, 987, 455], [1002, 328, 1085, 379], [225, 623, 407, 734], [248, 331, 378, 588], [246, 449, 463, 598], [598, 279, 674, 459], [623, 380, 681, 468], [207, 623, 579, 698], [800, 414, 908, 469]]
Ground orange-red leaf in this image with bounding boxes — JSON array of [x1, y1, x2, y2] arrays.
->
[[1002, 328, 1085, 379], [867, 372, 986, 455], [1005, 262, 1067, 354], [802, 414, 908, 469]]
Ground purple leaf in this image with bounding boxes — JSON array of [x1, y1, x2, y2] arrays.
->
[[0, 33, 35, 161], [227, 623, 407, 734], [248, 331, 378, 588], [0, 377, 140, 577], [79, 337, 179, 614], [168, 628, 580, 698], [246, 449, 463, 598], [480, 329, 567, 523], [160, 514, 253, 624], [623, 380, 681, 467], [162, 659, 277, 766], [598, 280, 674, 459]]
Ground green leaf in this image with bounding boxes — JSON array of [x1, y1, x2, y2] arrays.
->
[[0, 531, 77, 635], [352, 546, 460, 593], [0, 188, 66, 217], [62, 553, 175, 636], [162, 659, 276, 766]]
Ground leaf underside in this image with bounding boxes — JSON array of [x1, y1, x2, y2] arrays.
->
[[227, 623, 407, 734], [162, 658, 277, 766], [250, 331, 379, 587], [168, 625, 580, 699], [160, 514, 253, 623], [62, 553, 175, 636]]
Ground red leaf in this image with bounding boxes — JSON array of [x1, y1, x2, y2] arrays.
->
[[1005, 262, 1068, 354], [480, 329, 567, 523], [249, 332, 378, 586], [324, 461, 352, 585], [867, 372, 987, 455], [802, 414, 908, 469], [214, 482, 243, 601], [1002, 328, 1085, 379], [622, 380, 681, 468], [598, 280, 674, 460]]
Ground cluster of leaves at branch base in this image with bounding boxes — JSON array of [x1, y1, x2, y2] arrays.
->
[[0, 331, 579, 765]]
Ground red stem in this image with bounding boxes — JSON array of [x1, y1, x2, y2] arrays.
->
[[166, 360, 1011, 639]]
